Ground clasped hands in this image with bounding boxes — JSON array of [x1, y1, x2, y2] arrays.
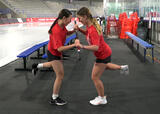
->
[[74, 39, 84, 49], [73, 25, 84, 49]]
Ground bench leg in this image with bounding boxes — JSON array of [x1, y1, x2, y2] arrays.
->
[[137, 44, 139, 51], [132, 40, 134, 47], [15, 57, 32, 71], [23, 57, 26, 69], [152, 48, 154, 63], [37, 49, 40, 59], [144, 49, 146, 62], [43, 46, 46, 54], [30, 49, 44, 59]]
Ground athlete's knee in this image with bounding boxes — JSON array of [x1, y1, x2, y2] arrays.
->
[[56, 71, 64, 80], [91, 74, 99, 81]]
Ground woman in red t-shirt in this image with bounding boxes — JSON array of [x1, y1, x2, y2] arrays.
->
[[32, 9, 78, 105], [75, 7, 129, 106]]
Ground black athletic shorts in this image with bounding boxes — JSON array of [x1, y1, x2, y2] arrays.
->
[[47, 50, 61, 62], [96, 56, 111, 64]]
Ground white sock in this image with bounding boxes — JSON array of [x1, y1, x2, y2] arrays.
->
[[37, 63, 43, 68], [120, 65, 126, 69], [52, 94, 58, 100], [99, 96, 106, 99]]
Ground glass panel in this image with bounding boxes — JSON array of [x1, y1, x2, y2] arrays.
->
[[103, 0, 139, 18]]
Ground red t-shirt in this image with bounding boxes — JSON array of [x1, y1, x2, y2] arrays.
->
[[48, 23, 68, 56], [86, 25, 112, 59]]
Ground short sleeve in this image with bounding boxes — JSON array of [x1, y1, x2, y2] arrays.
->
[[89, 30, 100, 46], [51, 32, 63, 49]]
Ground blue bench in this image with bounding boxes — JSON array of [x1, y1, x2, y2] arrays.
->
[[42, 53, 48, 59], [42, 33, 77, 59], [64, 33, 77, 45], [15, 33, 77, 71], [15, 41, 49, 71], [125, 32, 154, 63]]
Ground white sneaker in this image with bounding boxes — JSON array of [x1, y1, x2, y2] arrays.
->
[[89, 96, 107, 106], [120, 65, 129, 75]]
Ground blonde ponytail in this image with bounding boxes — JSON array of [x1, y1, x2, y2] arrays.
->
[[92, 18, 102, 35]]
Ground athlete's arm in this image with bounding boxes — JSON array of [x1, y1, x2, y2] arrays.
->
[[78, 27, 87, 35], [82, 45, 98, 51], [57, 44, 76, 52], [67, 30, 75, 35]]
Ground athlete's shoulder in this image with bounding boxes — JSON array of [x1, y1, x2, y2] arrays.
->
[[88, 25, 97, 33], [52, 24, 61, 33]]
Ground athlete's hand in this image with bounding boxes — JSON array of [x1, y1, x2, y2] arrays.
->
[[75, 39, 81, 48], [75, 39, 80, 45], [74, 24, 79, 31], [76, 43, 84, 49]]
